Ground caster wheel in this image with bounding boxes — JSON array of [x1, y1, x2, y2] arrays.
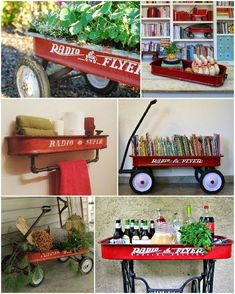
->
[[129, 169, 154, 194], [29, 265, 45, 287], [199, 169, 225, 194], [194, 169, 203, 182], [57, 257, 69, 263], [84, 74, 118, 95], [79, 257, 93, 274], [15, 57, 51, 97]]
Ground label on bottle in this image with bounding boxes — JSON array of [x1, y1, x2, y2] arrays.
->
[[132, 235, 140, 240], [206, 222, 215, 233], [115, 223, 121, 229], [122, 235, 130, 244]]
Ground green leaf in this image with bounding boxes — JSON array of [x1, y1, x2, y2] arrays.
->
[[31, 265, 44, 284], [131, 22, 140, 35], [89, 30, 100, 41], [18, 256, 29, 269], [108, 29, 118, 39], [60, 7, 70, 21], [77, 34, 88, 42], [100, 2, 112, 14], [69, 20, 82, 35]]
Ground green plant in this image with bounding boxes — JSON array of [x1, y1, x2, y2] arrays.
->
[[164, 42, 179, 55], [29, 1, 140, 51], [179, 221, 213, 252]]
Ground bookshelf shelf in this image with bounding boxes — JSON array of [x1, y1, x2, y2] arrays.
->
[[173, 21, 214, 24], [141, 1, 234, 61], [142, 18, 171, 21]]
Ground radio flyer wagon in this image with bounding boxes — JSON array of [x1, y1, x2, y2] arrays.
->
[[15, 32, 140, 97], [1, 203, 93, 287], [119, 100, 225, 194], [100, 236, 233, 293]]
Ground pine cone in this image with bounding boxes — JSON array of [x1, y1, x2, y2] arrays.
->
[[31, 230, 53, 253]]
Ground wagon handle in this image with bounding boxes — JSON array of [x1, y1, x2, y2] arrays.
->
[[119, 99, 157, 174], [24, 205, 51, 240]]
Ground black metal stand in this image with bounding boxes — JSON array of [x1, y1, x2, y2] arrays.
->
[[121, 260, 216, 293], [57, 197, 68, 228], [30, 149, 99, 173]]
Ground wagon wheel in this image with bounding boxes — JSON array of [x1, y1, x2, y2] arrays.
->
[[84, 74, 118, 95], [199, 169, 225, 194], [79, 257, 93, 274], [188, 32, 194, 39], [129, 169, 154, 194], [29, 265, 45, 287], [57, 256, 70, 263], [15, 57, 51, 98], [205, 33, 212, 39]]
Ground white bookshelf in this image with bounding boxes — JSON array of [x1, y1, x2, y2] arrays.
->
[[141, 0, 234, 61]]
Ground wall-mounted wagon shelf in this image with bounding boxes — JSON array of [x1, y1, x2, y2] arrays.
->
[[5, 134, 108, 173]]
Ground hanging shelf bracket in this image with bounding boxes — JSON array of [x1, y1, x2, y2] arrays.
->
[[30, 149, 100, 174]]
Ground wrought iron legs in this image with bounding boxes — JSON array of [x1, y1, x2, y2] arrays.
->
[[121, 260, 216, 293]]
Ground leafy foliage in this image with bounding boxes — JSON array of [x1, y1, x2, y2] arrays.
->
[[179, 221, 213, 252], [1, 1, 57, 27], [164, 42, 179, 55], [29, 1, 140, 51]]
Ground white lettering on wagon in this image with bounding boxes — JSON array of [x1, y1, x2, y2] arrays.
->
[[131, 247, 205, 256], [101, 57, 140, 75], [49, 140, 74, 148], [50, 43, 82, 56], [48, 139, 103, 148], [151, 158, 203, 164]]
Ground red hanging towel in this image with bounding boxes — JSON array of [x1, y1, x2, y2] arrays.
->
[[55, 160, 91, 195]]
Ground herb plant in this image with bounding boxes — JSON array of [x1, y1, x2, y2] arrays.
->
[[29, 1, 140, 51], [179, 221, 213, 252]]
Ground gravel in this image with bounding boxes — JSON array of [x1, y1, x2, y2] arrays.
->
[[1, 27, 140, 98]]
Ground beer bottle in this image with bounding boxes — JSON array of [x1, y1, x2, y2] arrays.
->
[[149, 219, 155, 238], [132, 219, 140, 241], [141, 220, 149, 240], [130, 219, 135, 236], [156, 208, 166, 223], [185, 205, 194, 224], [140, 219, 144, 237], [113, 219, 123, 239], [122, 219, 132, 244], [200, 204, 215, 239]]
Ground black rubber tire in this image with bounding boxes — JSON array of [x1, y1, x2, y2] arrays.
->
[[199, 169, 225, 194], [57, 257, 70, 263], [79, 257, 93, 274], [188, 32, 194, 39], [84, 74, 118, 95], [129, 169, 155, 194], [29, 265, 45, 287], [15, 57, 51, 97]]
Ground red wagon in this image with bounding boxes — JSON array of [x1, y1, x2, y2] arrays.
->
[[99, 236, 233, 293], [119, 100, 225, 194], [2, 204, 93, 287], [15, 32, 140, 97]]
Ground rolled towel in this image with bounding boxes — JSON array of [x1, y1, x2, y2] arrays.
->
[[16, 115, 54, 131], [17, 128, 57, 136]]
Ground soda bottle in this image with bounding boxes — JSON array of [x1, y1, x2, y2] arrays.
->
[[156, 208, 166, 223], [149, 219, 155, 238], [140, 219, 144, 237], [113, 219, 123, 239], [122, 219, 132, 244], [130, 219, 135, 236], [200, 204, 215, 239]]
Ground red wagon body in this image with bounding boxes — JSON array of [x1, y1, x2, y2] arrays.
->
[[100, 236, 233, 261], [32, 33, 140, 88], [150, 59, 227, 87], [130, 155, 222, 168]]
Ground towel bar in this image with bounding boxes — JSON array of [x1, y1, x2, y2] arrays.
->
[[30, 149, 99, 174]]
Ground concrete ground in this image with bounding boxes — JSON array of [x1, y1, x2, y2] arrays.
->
[[119, 182, 234, 195], [2, 258, 94, 293]]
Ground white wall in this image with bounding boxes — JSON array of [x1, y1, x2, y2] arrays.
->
[[119, 99, 234, 177], [1, 99, 117, 195]]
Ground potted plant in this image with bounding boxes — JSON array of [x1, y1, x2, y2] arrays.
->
[[164, 42, 179, 60]]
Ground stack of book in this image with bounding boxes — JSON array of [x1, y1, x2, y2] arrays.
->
[[179, 44, 214, 60], [217, 8, 234, 18], [142, 22, 170, 37], [217, 22, 234, 34], [217, 1, 234, 6], [131, 133, 220, 157]]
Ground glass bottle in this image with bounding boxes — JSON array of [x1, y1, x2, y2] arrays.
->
[[113, 219, 123, 239], [141, 220, 149, 240], [185, 205, 194, 224], [132, 219, 140, 241], [122, 219, 132, 244], [149, 219, 155, 238], [156, 208, 166, 223], [172, 212, 182, 243], [200, 204, 215, 239], [140, 219, 144, 237]]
